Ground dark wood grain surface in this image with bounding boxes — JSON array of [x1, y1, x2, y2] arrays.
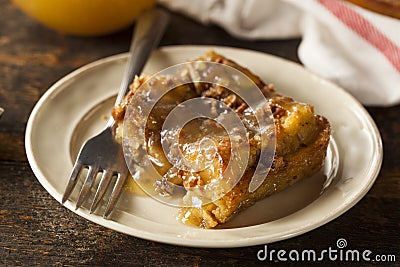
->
[[1, 1, 399, 266]]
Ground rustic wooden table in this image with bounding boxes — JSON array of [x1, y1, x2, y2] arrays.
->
[[1, 1, 398, 266]]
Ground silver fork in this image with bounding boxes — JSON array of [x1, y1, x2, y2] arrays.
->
[[61, 8, 170, 218]]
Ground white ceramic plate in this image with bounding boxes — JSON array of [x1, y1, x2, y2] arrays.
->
[[25, 46, 382, 248]]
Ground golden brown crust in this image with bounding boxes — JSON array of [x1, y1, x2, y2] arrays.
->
[[179, 116, 330, 228], [114, 51, 331, 228]]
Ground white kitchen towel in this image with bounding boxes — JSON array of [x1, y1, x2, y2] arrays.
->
[[159, 0, 400, 106]]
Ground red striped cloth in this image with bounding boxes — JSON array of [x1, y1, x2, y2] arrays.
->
[[318, 0, 400, 72], [158, 0, 400, 105]]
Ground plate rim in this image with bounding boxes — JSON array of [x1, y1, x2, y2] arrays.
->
[[25, 45, 383, 248]]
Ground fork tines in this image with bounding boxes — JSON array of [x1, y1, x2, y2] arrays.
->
[[62, 163, 128, 218]]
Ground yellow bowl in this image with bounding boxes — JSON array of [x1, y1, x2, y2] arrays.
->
[[13, 0, 156, 36]]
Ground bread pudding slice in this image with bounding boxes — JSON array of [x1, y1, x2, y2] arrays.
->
[[113, 51, 331, 228]]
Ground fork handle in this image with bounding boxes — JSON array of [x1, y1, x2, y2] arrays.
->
[[107, 8, 170, 128]]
